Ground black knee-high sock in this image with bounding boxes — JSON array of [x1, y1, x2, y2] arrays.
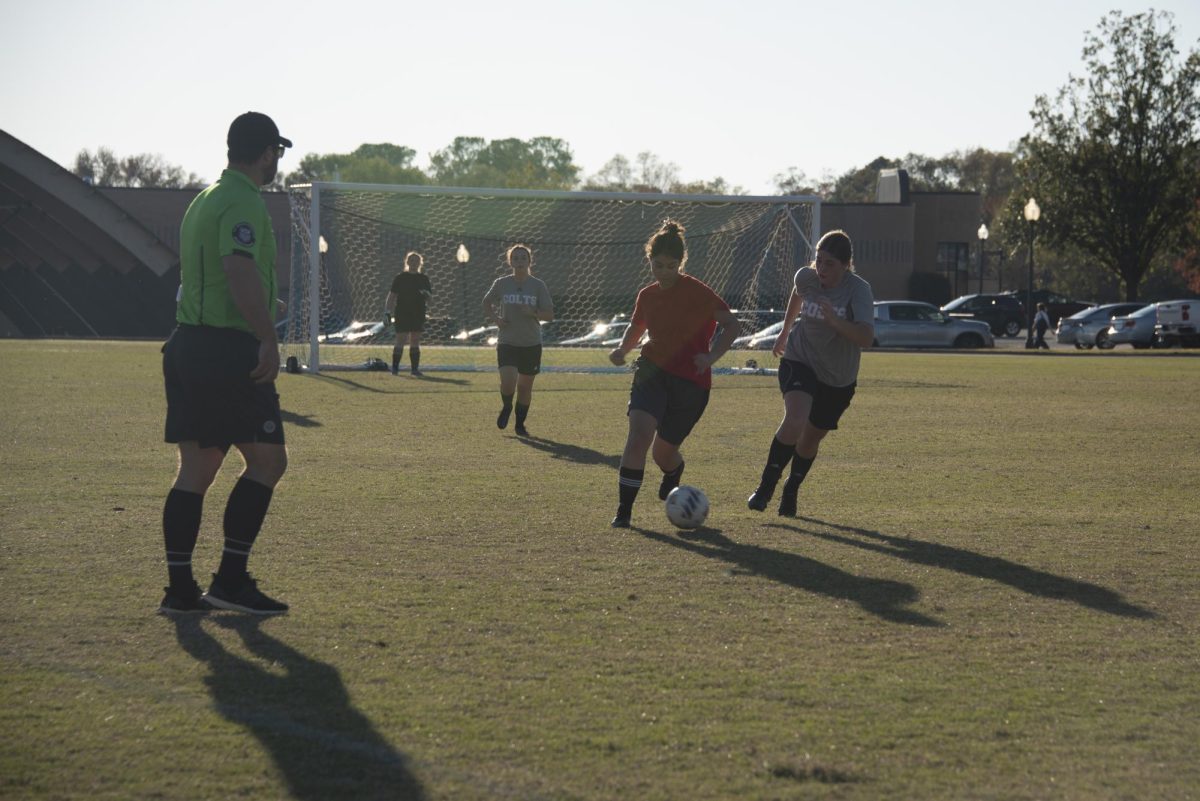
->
[[785, 455, 816, 489], [163, 488, 204, 590], [515, 402, 529, 427], [618, 467, 644, 515], [410, 346, 421, 372], [392, 346, 404, 371], [761, 436, 795, 483], [500, 392, 513, 411], [217, 478, 274, 582]]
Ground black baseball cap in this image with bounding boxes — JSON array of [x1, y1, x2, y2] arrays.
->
[[227, 112, 292, 160]]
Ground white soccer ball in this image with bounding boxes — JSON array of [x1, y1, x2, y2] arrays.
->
[[665, 485, 709, 529]]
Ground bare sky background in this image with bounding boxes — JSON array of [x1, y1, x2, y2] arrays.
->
[[2, 0, 1198, 194]]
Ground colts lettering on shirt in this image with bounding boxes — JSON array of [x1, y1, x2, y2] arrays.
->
[[801, 298, 847, 320], [503, 292, 536, 307]]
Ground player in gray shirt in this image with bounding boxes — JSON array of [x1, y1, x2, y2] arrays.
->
[[482, 244, 555, 436], [747, 230, 874, 516]]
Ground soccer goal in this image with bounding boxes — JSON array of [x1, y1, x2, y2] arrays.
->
[[281, 182, 820, 373]]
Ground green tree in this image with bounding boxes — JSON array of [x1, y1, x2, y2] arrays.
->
[[1010, 10, 1200, 301], [284, 143, 426, 186], [73, 147, 205, 188], [429, 136, 578, 190], [584, 152, 741, 194]]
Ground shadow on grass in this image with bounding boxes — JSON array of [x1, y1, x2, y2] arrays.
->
[[517, 434, 622, 469], [774, 517, 1155, 619], [280, 409, 321, 428], [632, 525, 942, 627], [171, 615, 425, 801]]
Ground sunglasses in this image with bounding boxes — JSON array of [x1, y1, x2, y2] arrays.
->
[[273, 145, 286, 158]]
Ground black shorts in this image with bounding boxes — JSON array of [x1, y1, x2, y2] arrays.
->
[[777, 358, 856, 431], [497, 343, 542, 376], [628, 357, 710, 446], [393, 312, 424, 333], [163, 325, 285, 450]]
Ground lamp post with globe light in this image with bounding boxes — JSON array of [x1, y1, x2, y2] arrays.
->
[[456, 243, 471, 338], [977, 223, 988, 294], [1023, 198, 1040, 349]]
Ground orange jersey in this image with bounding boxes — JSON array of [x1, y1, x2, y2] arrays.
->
[[632, 273, 729, 389]]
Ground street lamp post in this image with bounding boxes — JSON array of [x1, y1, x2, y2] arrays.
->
[[456, 243, 471, 337], [977, 223, 988, 295], [1023, 198, 1040, 349]]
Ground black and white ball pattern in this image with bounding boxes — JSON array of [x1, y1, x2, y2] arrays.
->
[[665, 485, 709, 529]]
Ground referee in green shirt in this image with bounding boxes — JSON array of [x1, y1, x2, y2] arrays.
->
[[159, 112, 292, 615]]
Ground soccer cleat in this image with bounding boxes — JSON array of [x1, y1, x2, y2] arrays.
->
[[658, 462, 684, 501], [777, 484, 796, 515], [610, 513, 631, 528], [391, 366, 399, 375], [203, 573, 289, 616], [410, 369, 423, 377], [497, 407, 512, 429], [747, 485, 775, 512], [777, 483, 799, 517], [514, 424, 529, 437], [158, 582, 212, 615]]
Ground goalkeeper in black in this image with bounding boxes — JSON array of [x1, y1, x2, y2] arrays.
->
[[385, 251, 433, 376]]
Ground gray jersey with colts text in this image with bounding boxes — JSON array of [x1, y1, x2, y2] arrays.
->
[[483, 274, 554, 347], [783, 266, 874, 387]]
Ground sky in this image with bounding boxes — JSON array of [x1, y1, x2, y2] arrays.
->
[[3, 0, 1198, 196]]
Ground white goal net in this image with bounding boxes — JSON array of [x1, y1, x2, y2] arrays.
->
[[281, 183, 819, 373]]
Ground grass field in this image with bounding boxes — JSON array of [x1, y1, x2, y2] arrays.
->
[[1, 339, 1198, 800]]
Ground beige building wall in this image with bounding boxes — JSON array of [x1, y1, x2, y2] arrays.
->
[[819, 203, 916, 300]]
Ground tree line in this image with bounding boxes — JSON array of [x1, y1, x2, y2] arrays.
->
[[74, 11, 1197, 302]]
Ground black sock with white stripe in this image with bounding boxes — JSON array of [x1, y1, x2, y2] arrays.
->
[[618, 467, 644, 518], [217, 478, 274, 583], [163, 488, 203, 590]]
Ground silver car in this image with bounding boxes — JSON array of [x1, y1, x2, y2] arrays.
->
[[732, 320, 785, 350], [1056, 302, 1147, 349], [872, 301, 994, 348], [1107, 300, 1195, 349]]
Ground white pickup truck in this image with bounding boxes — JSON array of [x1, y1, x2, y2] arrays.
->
[[1154, 300, 1199, 348]]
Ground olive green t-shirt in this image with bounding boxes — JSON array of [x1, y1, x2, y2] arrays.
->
[[177, 169, 277, 334]]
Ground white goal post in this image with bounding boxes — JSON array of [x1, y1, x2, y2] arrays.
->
[[281, 182, 820, 374]]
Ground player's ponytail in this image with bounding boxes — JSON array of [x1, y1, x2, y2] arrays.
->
[[645, 218, 687, 270]]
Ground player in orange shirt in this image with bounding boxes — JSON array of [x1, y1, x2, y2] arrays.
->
[[607, 220, 741, 528]]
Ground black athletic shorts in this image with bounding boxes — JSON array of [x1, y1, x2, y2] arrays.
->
[[163, 325, 285, 450], [393, 312, 425, 333], [627, 356, 710, 446], [777, 358, 856, 431], [497, 343, 542, 376]]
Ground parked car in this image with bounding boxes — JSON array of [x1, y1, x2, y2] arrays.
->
[[872, 301, 994, 348], [1153, 299, 1200, 348], [452, 325, 500, 345], [941, 293, 1026, 337], [559, 320, 632, 347], [1055, 303, 1147, 349], [1002, 289, 1094, 326], [540, 319, 597, 345], [1105, 302, 1175, 349], [733, 320, 786, 350], [318, 319, 388, 345]]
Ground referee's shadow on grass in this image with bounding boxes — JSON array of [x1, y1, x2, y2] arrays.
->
[[771, 517, 1154, 619], [280, 410, 321, 428], [517, 434, 622, 470], [171, 615, 425, 801], [631, 525, 942, 627]]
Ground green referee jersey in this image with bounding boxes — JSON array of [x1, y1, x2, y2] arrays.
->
[[177, 168, 277, 334]]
